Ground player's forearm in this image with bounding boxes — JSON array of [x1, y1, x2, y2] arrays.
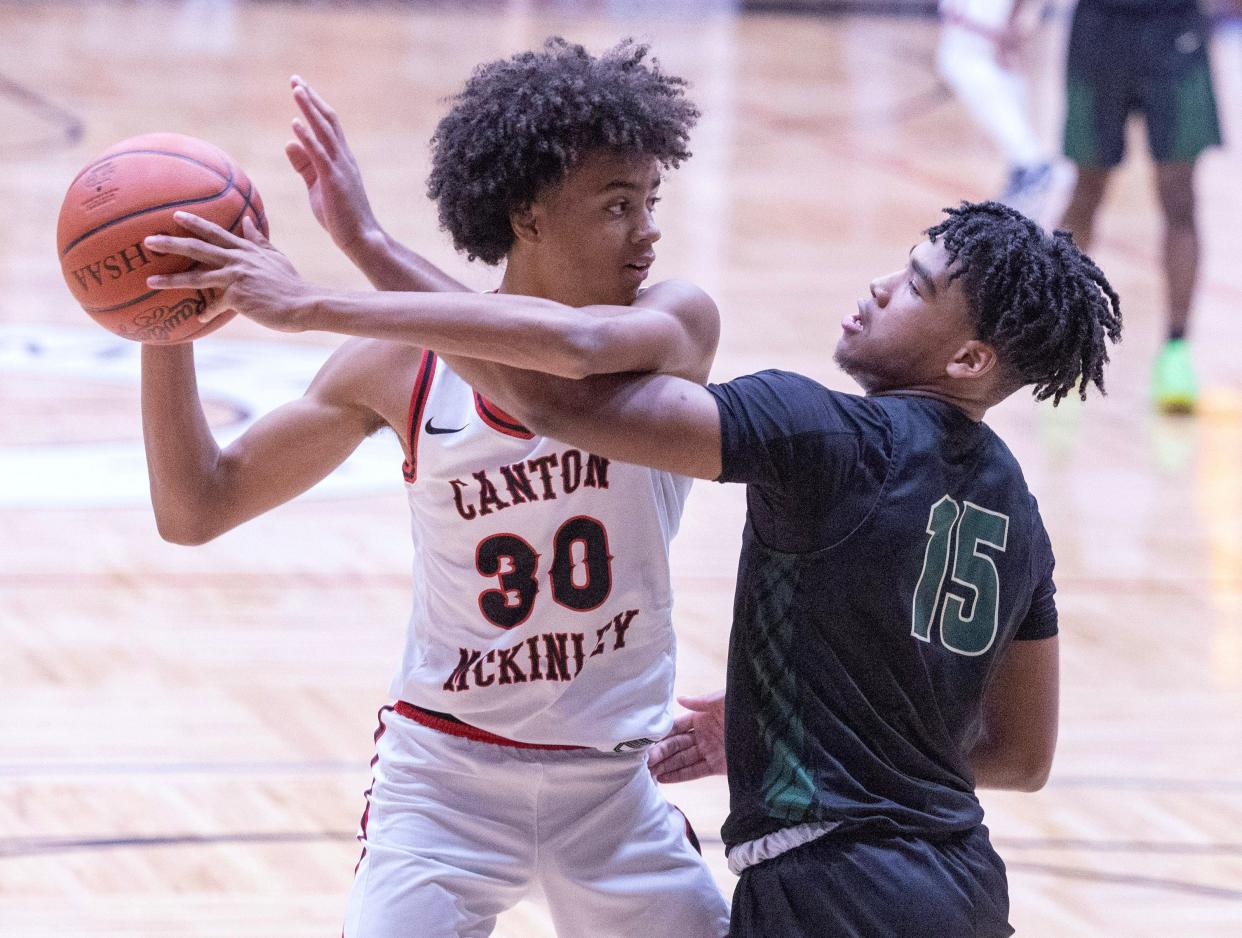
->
[[969, 636, 1059, 791], [967, 732, 1055, 792], [300, 289, 599, 378], [341, 229, 467, 294], [441, 360, 724, 480], [140, 344, 227, 544]]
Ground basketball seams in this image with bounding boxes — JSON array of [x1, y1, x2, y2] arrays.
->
[[66, 147, 231, 191], [225, 174, 267, 238], [60, 153, 238, 256], [78, 181, 262, 314]]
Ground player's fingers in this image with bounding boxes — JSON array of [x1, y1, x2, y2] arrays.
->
[[291, 117, 331, 170], [171, 211, 247, 249], [241, 215, 271, 247], [143, 233, 232, 267], [284, 140, 317, 185], [655, 766, 710, 784], [293, 85, 339, 159], [650, 731, 695, 757], [297, 77, 346, 139], [653, 752, 710, 784], [146, 267, 231, 291], [646, 735, 696, 772], [676, 691, 724, 712], [650, 750, 700, 780], [667, 712, 697, 737], [198, 296, 232, 325]]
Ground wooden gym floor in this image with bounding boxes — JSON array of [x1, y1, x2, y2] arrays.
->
[[1, 1, 1240, 935]]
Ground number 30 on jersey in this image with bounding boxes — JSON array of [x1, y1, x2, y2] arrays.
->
[[475, 516, 614, 629]]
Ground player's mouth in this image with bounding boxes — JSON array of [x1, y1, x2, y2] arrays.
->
[[841, 300, 867, 335], [623, 254, 655, 281]]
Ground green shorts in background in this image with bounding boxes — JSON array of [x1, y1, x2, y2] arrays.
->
[[1064, 4, 1223, 167]]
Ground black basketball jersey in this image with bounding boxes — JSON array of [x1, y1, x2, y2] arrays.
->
[[707, 371, 1057, 849]]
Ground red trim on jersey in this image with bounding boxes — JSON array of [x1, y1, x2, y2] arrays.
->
[[395, 700, 585, 751], [474, 392, 534, 439], [353, 705, 392, 877], [670, 804, 704, 856], [402, 350, 438, 483]]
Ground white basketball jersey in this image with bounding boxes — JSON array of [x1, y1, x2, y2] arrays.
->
[[390, 352, 693, 751]]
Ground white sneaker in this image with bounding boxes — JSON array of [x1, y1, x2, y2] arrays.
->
[[999, 162, 1053, 218]]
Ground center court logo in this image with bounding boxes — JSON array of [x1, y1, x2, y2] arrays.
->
[[0, 323, 400, 508]]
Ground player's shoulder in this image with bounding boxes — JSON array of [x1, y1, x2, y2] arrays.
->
[[633, 278, 720, 381], [635, 278, 718, 326], [637, 276, 714, 307], [713, 369, 885, 442], [721, 368, 869, 411], [308, 337, 426, 411], [965, 416, 1029, 486], [320, 336, 423, 373]]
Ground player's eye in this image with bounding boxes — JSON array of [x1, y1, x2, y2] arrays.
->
[[646, 196, 661, 211], [908, 277, 922, 298], [607, 201, 628, 217]]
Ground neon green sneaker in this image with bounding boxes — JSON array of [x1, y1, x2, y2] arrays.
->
[[1152, 338, 1198, 414]]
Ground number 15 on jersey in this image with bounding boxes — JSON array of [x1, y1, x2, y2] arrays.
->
[[911, 496, 1010, 657]]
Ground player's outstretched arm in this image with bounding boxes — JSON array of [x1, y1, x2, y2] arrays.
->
[[146, 214, 719, 383], [141, 340, 387, 545], [286, 76, 466, 294], [442, 359, 725, 480], [967, 635, 1059, 791]]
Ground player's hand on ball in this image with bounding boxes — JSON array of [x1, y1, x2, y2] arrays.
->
[[648, 690, 727, 784], [145, 212, 309, 332], [286, 75, 380, 254]]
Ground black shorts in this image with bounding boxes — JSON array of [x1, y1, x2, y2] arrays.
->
[[728, 825, 1013, 938], [1064, 4, 1222, 167]]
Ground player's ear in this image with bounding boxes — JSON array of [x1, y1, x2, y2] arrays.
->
[[946, 339, 999, 381], [510, 201, 541, 245]]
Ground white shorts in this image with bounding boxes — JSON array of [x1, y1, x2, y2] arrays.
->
[[343, 705, 730, 938]]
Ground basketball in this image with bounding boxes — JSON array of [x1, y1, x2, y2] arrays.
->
[[56, 133, 268, 344]]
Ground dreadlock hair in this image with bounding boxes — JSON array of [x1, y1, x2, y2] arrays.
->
[[427, 37, 699, 265], [926, 201, 1123, 405]]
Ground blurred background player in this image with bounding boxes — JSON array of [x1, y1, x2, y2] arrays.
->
[[937, 0, 1057, 216], [1058, 0, 1224, 413], [140, 40, 729, 938]]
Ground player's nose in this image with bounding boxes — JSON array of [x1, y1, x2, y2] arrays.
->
[[635, 209, 660, 245], [869, 276, 890, 306]]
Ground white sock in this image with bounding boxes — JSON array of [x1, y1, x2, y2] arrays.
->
[[937, 23, 1046, 168]]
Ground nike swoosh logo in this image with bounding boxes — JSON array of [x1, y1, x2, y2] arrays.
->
[[425, 418, 467, 435]]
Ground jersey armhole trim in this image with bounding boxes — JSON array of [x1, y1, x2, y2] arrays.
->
[[474, 391, 534, 440], [402, 350, 438, 483]]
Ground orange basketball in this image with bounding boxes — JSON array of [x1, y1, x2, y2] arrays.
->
[[56, 133, 268, 344]]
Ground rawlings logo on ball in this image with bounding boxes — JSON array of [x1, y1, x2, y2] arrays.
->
[[121, 295, 205, 341]]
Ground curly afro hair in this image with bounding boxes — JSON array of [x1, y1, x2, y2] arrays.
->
[[926, 201, 1123, 405], [427, 37, 699, 265]]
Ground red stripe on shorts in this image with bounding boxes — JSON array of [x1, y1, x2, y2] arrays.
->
[[395, 700, 585, 751]]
